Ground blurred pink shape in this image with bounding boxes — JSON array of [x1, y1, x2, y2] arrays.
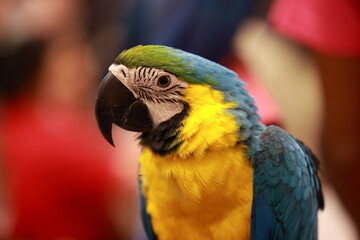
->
[[269, 0, 360, 57], [2, 98, 126, 240]]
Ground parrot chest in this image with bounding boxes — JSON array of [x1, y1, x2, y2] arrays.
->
[[140, 146, 253, 240]]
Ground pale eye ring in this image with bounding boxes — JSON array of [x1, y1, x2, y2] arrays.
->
[[157, 75, 171, 88]]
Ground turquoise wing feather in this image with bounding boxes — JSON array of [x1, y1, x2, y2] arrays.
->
[[251, 125, 324, 240]]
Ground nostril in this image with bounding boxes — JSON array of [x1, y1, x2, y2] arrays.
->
[[121, 69, 126, 77], [108, 64, 129, 80]]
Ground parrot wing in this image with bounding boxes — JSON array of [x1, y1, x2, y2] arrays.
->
[[138, 175, 158, 240], [251, 125, 324, 240]]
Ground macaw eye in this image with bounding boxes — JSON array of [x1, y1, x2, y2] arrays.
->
[[157, 75, 171, 88]]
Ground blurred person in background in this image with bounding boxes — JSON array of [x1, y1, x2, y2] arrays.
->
[[0, 0, 139, 239], [119, 0, 281, 126], [121, 0, 253, 62]]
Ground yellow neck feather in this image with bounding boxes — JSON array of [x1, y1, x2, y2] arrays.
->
[[178, 84, 239, 158], [140, 84, 253, 240]]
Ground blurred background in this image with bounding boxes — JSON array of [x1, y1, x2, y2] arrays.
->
[[0, 0, 359, 239]]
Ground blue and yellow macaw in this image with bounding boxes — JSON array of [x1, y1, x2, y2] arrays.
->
[[95, 45, 324, 240]]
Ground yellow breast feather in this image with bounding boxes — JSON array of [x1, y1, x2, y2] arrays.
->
[[140, 84, 253, 240]]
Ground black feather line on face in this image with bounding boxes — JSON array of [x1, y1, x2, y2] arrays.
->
[[135, 67, 140, 80], [135, 85, 183, 104], [140, 67, 146, 79], [158, 84, 180, 92], [151, 69, 156, 78], [139, 102, 189, 156], [175, 90, 184, 97]]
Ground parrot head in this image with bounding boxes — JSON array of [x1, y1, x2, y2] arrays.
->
[[95, 45, 261, 156]]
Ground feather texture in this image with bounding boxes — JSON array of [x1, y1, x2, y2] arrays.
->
[[251, 126, 323, 240]]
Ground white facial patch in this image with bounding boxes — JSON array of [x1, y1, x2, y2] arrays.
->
[[146, 102, 185, 126], [108, 63, 188, 127]]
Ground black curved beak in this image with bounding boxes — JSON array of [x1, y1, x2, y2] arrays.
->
[[95, 72, 153, 146]]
